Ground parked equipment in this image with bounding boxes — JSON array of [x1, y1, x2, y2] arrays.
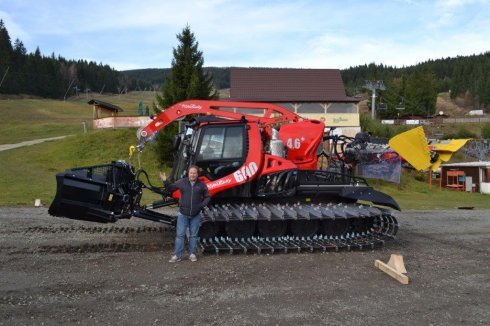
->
[[50, 100, 405, 253]]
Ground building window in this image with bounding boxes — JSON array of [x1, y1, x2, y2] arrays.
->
[[297, 103, 325, 113], [277, 103, 295, 112], [327, 103, 357, 113]]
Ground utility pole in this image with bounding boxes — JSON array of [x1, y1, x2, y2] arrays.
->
[[0, 67, 9, 89], [363, 80, 386, 120], [64, 79, 75, 101]]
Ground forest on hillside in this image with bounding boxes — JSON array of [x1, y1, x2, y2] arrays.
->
[[0, 20, 151, 98], [341, 53, 490, 117], [1, 16, 489, 117], [123, 52, 490, 118], [123, 67, 230, 90]]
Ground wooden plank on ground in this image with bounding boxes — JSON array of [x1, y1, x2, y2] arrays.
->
[[375, 259, 409, 285]]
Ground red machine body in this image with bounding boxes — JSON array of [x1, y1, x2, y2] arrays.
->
[[49, 99, 401, 253], [138, 100, 325, 198]]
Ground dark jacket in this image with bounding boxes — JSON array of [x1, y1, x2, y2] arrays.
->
[[165, 178, 210, 217]]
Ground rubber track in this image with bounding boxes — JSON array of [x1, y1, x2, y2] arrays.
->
[[199, 202, 398, 254]]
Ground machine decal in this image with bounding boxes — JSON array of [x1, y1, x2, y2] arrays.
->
[[181, 103, 203, 110], [233, 162, 258, 183], [286, 137, 303, 149], [207, 178, 232, 190]]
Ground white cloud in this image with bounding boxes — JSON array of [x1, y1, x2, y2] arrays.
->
[[0, 10, 30, 42], [1, 0, 489, 70], [432, 0, 489, 28]]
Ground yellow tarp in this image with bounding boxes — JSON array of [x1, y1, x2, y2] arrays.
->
[[388, 127, 431, 171], [429, 139, 470, 171], [388, 126, 470, 171]]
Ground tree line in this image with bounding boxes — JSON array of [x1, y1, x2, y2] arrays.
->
[[0, 20, 151, 98], [2, 16, 489, 118], [123, 66, 230, 90], [124, 52, 489, 119], [341, 52, 490, 118]]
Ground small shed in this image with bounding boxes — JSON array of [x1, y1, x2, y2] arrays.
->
[[88, 99, 124, 119], [440, 161, 490, 194]]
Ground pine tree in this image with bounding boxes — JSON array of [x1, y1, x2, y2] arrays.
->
[[0, 19, 14, 92], [156, 25, 217, 109], [404, 64, 437, 117], [9, 38, 27, 91], [155, 25, 218, 164]]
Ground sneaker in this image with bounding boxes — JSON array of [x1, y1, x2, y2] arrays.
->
[[168, 255, 181, 263], [189, 254, 197, 262]]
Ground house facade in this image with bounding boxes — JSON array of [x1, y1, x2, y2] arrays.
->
[[440, 161, 490, 194], [228, 68, 361, 137], [89, 99, 151, 129]]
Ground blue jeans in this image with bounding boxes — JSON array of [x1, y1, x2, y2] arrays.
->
[[174, 212, 200, 258]]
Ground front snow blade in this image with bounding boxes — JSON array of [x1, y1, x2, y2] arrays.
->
[[340, 187, 401, 211], [48, 161, 137, 223]]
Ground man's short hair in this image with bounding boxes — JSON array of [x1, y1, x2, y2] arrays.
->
[[188, 165, 199, 173]]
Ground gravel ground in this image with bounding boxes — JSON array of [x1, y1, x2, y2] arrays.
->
[[0, 207, 489, 325]]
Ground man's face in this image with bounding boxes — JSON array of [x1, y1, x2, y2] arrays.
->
[[188, 167, 198, 182]]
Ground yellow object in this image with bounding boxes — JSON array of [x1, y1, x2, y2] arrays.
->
[[431, 139, 469, 152], [389, 127, 431, 171], [389, 127, 470, 171], [429, 139, 470, 171], [129, 145, 136, 157]]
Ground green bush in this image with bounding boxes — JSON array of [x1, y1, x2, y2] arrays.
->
[[481, 122, 490, 139], [359, 113, 411, 138], [443, 125, 477, 139], [154, 121, 179, 165], [454, 126, 476, 138]]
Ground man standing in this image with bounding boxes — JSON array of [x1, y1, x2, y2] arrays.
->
[[160, 165, 210, 262]]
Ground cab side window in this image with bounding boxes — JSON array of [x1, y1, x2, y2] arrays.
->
[[196, 125, 245, 180]]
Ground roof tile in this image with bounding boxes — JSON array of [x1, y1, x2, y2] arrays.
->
[[230, 68, 357, 102]]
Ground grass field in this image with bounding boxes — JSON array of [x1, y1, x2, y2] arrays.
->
[[1, 94, 489, 209], [370, 174, 490, 210], [0, 128, 165, 206], [67, 90, 158, 114], [0, 91, 157, 144]]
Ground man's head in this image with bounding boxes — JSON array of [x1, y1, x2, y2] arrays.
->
[[188, 165, 199, 182]]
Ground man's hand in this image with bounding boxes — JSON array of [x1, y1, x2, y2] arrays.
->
[[159, 171, 167, 182]]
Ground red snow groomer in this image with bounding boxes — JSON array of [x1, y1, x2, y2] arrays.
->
[[49, 100, 401, 254]]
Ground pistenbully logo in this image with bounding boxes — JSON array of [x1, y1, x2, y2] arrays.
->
[[207, 178, 232, 190], [181, 104, 203, 110]]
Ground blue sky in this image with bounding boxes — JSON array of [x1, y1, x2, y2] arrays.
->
[[0, 0, 488, 71]]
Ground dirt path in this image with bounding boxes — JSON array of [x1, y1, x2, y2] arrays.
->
[[0, 136, 69, 152], [0, 208, 489, 325]]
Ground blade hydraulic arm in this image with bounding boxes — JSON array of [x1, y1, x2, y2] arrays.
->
[[137, 100, 301, 149]]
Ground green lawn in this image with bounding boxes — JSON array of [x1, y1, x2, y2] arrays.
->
[[0, 99, 92, 143], [0, 128, 165, 206], [1, 128, 489, 208], [1, 95, 489, 209], [0, 92, 158, 144], [71, 91, 158, 112], [374, 176, 490, 210]]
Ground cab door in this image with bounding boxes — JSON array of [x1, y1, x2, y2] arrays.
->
[[195, 123, 246, 180]]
